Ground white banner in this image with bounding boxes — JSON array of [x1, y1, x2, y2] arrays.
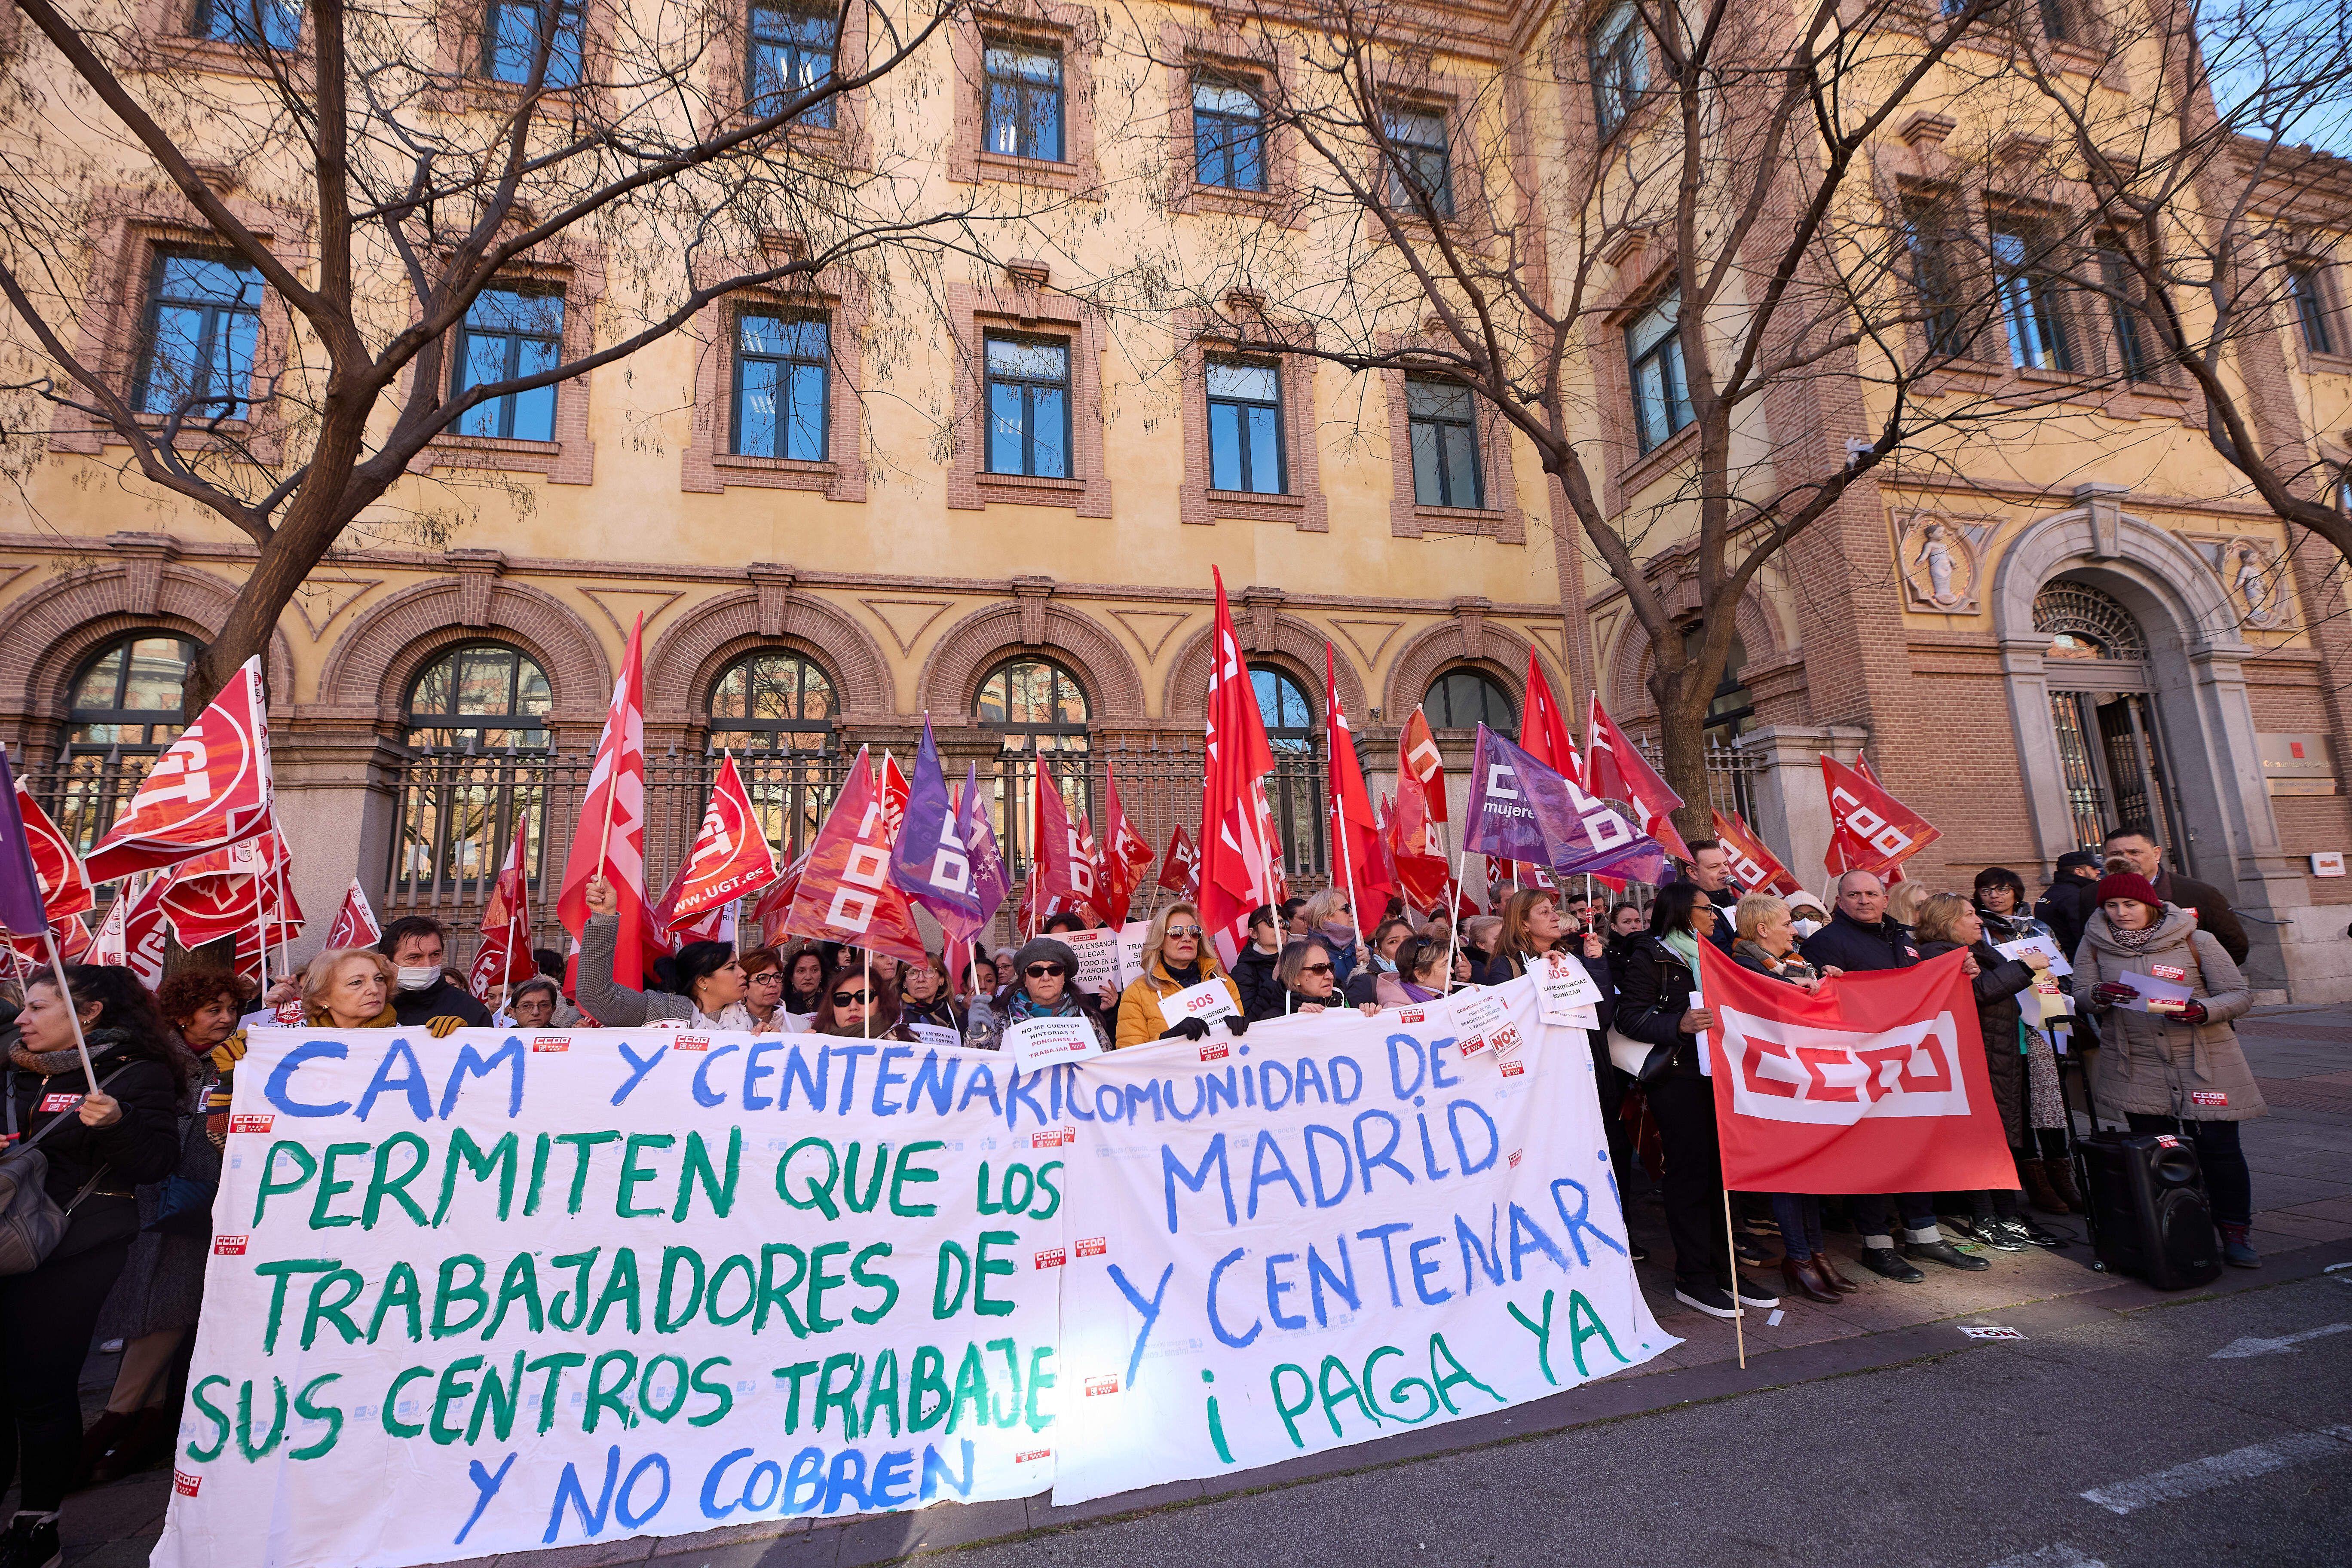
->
[[158, 1029, 1068, 1568], [1049, 983, 1673, 1504], [159, 983, 1668, 1565]]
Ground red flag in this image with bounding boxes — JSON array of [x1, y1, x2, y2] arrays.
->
[[1075, 811, 1113, 923], [1387, 766, 1452, 913], [156, 832, 289, 946], [1821, 754, 1939, 882], [1398, 707, 1448, 823], [753, 839, 805, 948], [91, 873, 169, 988], [12, 776, 92, 921], [469, 810, 537, 1001], [670, 756, 780, 924], [1697, 942, 2017, 1193], [84, 655, 273, 882], [1584, 695, 1691, 864], [1157, 823, 1200, 898], [1519, 648, 1582, 785], [784, 744, 926, 962], [1198, 570, 1282, 963], [1712, 810, 1803, 897], [324, 878, 382, 949], [881, 752, 910, 843], [557, 613, 649, 993], [1325, 643, 1391, 932], [1097, 764, 1153, 926]]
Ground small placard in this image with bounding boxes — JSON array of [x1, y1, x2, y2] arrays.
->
[[1116, 921, 1153, 984], [1002, 1015, 1103, 1071], [1995, 935, 2071, 977], [2117, 969, 2194, 1014], [1450, 988, 1511, 1037], [1060, 928, 1125, 994], [1536, 954, 1606, 1025], [1158, 979, 1240, 1029], [906, 1021, 961, 1050]]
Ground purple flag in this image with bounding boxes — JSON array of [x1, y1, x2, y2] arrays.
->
[[0, 749, 51, 937], [1463, 724, 1672, 883], [890, 719, 986, 942], [959, 761, 1010, 929]]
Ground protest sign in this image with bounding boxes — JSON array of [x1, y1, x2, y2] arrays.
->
[[1050, 986, 1674, 1504], [1994, 935, 2071, 977], [1533, 955, 1604, 1027], [1003, 1016, 1106, 1071], [1156, 980, 1240, 1030], [1060, 928, 1124, 995], [2116, 969, 2193, 1014], [1116, 922, 1152, 989], [906, 1021, 961, 1050], [156, 1029, 1066, 1568]]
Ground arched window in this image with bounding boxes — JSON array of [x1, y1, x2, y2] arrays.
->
[[1425, 667, 1516, 737], [709, 651, 836, 752], [1251, 665, 1314, 754], [55, 634, 197, 851], [404, 643, 551, 751], [977, 658, 1090, 881], [710, 650, 837, 858], [66, 634, 196, 753]]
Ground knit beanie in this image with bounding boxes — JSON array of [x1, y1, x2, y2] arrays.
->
[[2092, 872, 2162, 910]]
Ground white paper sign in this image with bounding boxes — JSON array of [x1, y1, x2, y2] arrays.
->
[[1995, 935, 2072, 977], [1449, 987, 1511, 1037], [1003, 1013, 1105, 1069], [1535, 955, 1605, 1025], [1156, 979, 1240, 1029], [1116, 921, 1152, 988], [2117, 969, 2194, 1014], [906, 1020, 961, 1050], [1061, 927, 1125, 994]]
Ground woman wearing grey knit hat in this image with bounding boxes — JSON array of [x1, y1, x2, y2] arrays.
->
[[966, 937, 1112, 1054]]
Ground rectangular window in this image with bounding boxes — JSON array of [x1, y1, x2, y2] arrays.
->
[[1625, 291, 1692, 453], [1407, 377, 1482, 508], [1193, 78, 1265, 191], [1993, 223, 2073, 372], [749, 6, 836, 125], [984, 43, 1063, 162], [985, 334, 1070, 477], [195, 0, 300, 48], [1591, 3, 1647, 140], [451, 285, 564, 441], [133, 249, 262, 420], [734, 312, 829, 460], [2098, 241, 2153, 381], [1902, 196, 1967, 358], [1382, 108, 1452, 217], [1207, 359, 1283, 494], [486, 0, 584, 87], [2291, 263, 2335, 356]]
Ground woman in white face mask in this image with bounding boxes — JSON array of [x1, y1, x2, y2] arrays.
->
[[1786, 895, 1831, 941]]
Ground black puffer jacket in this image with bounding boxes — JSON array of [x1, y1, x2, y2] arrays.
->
[[391, 974, 492, 1029], [1614, 935, 1704, 1080], [1799, 909, 1921, 974], [1230, 945, 1284, 1021], [1917, 937, 2037, 1144], [6, 1034, 183, 1234]]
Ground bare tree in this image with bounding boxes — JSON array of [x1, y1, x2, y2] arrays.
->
[[1096, 0, 2134, 831], [0, 0, 1036, 714], [2001, 0, 2352, 560]]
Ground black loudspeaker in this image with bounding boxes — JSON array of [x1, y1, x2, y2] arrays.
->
[[2077, 1130, 2222, 1290]]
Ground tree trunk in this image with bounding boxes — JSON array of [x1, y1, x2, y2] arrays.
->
[[1649, 659, 1717, 844]]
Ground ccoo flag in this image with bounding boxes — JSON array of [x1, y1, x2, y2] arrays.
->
[[891, 719, 985, 942], [784, 745, 927, 962], [84, 656, 274, 883], [1463, 724, 1672, 884]]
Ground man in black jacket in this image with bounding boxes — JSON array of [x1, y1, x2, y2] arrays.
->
[[2034, 849, 2103, 960], [1797, 871, 1988, 1284], [2101, 827, 2251, 965], [378, 916, 493, 1028], [1675, 839, 1739, 953]]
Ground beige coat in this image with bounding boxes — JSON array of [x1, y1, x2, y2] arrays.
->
[[2079, 905, 2264, 1123]]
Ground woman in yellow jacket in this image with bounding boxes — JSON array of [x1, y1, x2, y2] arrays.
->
[[1114, 902, 1249, 1049]]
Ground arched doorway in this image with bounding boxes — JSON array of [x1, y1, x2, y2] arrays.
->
[[2034, 579, 2186, 857]]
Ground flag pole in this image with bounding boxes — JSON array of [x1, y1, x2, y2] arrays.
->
[[1441, 848, 1468, 986], [1330, 737, 1366, 964], [41, 928, 99, 1094], [862, 948, 871, 1040], [1723, 1188, 1748, 1370]]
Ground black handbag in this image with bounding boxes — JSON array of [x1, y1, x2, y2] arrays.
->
[[0, 1066, 135, 1276]]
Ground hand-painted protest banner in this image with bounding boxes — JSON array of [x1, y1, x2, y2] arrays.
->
[[156, 1029, 1069, 1568], [1049, 983, 1674, 1504]]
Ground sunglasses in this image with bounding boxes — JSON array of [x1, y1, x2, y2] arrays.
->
[[1025, 964, 1068, 979], [1164, 925, 1203, 939], [1301, 962, 1334, 976], [830, 990, 869, 1007]]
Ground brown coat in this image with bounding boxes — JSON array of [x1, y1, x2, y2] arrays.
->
[[2079, 906, 2264, 1123]]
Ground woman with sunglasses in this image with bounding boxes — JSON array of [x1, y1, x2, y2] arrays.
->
[[1115, 903, 1248, 1048], [1256, 938, 1379, 1019], [812, 968, 907, 1039], [968, 938, 1112, 1053]]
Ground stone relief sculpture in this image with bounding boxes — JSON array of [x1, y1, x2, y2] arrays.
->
[[1894, 513, 1982, 611]]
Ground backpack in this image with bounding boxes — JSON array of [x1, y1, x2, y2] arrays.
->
[[0, 1065, 135, 1276]]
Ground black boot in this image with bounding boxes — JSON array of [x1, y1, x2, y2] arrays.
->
[[1859, 1245, 1923, 1283]]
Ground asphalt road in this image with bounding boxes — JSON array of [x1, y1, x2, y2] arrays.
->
[[904, 1270, 2352, 1568]]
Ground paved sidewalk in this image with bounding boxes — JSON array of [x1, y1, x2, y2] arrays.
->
[[34, 1005, 2352, 1568]]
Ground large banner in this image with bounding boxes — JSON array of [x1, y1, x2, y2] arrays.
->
[[1051, 986, 1674, 1504], [157, 1029, 1066, 1568], [159, 987, 1669, 1567]]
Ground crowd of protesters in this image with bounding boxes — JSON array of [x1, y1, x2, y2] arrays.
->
[[0, 811, 2270, 1561]]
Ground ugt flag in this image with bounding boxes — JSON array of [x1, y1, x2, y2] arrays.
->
[[1463, 724, 1671, 884], [1695, 942, 2017, 1194]]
